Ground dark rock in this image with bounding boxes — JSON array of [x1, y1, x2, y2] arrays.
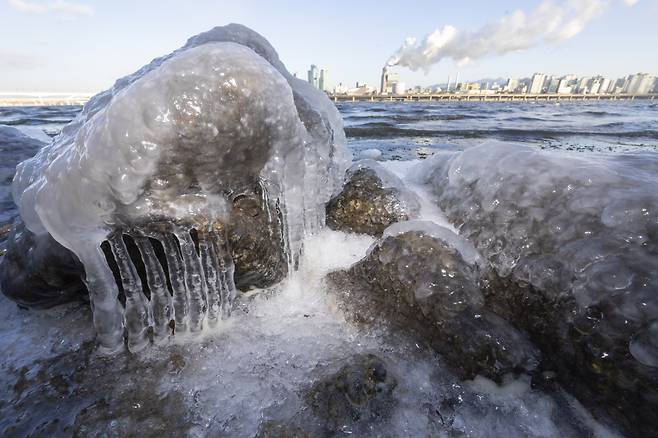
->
[[326, 161, 419, 236], [328, 227, 540, 381], [228, 184, 287, 291], [0, 219, 87, 308], [304, 353, 397, 433]]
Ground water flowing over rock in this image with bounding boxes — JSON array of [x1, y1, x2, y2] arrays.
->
[[3, 24, 350, 353], [328, 220, 540, 380], [414, 141, 658, 435], [326, 160, 420, 236]]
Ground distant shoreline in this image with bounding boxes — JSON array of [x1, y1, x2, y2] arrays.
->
[[0, 98, 89, 107], [2, 93, 657, 107], [330, 93, 658, 102]]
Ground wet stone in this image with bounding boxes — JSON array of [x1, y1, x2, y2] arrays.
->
[[326, 163, 420, 236], [328, 230, 540, 381]]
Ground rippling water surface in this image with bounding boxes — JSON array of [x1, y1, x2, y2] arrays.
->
[[338, 100, 658, 159]]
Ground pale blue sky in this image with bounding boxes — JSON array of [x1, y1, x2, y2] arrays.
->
[[1, 0, 657, 93]]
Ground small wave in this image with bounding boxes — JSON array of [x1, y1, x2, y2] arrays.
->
[[2, 118, 75, 126], [505, 116, 545, 122], [579, 110, 622, 117], [345, 124, 658, 140], [344, 114, 486, 123]]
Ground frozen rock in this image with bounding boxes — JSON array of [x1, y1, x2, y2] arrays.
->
[[418, 141, 658, 435], [4, 24, 350, 352], [326, 160, 420, 236], [304, 354, 398, 434], [328, 222, 540, 380]]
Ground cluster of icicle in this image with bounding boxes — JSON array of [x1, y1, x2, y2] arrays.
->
[[11, 25, 350, 353]]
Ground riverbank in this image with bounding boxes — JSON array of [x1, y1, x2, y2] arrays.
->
[[331, 92, 658, 102]]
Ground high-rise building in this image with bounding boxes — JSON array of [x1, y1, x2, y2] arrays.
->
[[504, 78, 519, 92], [547, 76, 560, 93], [319, 69, 328, 92], [588, 77, 603, 94], [307, 64, 319, 89], [557, 78, 572, 94], [599, 77, 612, 94], [576, 77, 591, 94], [625, 73, 656, 95], [529, 73, 546, 94]]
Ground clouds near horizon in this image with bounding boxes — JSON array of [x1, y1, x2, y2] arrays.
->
[[8, 0, 93, 17]]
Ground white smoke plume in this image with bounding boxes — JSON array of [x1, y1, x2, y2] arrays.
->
[[387, 0, 637, 70]]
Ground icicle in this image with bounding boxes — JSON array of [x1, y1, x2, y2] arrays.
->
[[174, 227, 208, 331], [198, 230, 221, 325], [258, 178, 273, 223], [108, 234, 151, 352], [134, 235, 173, 341], [82, 246, 125, 354], [209, 229, 237, 319], [161, 233, 189, 333]]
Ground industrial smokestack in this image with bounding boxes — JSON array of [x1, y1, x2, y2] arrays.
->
[[386, 0, 638, 71], [380, 65, 389, 94]]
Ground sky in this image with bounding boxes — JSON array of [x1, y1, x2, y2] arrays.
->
[[0, 0, 657, 93]]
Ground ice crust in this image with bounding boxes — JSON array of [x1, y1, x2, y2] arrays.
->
[[416, 141, 658, 368], [346, 159, 422, 217], [382, 219, 482, 265], [10, 24, 349, 352]]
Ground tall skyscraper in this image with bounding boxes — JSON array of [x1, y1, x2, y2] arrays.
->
[[547, 77, 560, 93], [319, 69, 328, 92], [307, 65, 319, 89], [529, 73, 546, 94], [576, 77, 591, 94], [626, 73, 656, 95]]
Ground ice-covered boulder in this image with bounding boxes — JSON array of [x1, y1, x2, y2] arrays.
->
[[3, 24, 350, 352], [326, 160, 420, 236], [416, 142, 658, 435], [328, 221, 540, 380]]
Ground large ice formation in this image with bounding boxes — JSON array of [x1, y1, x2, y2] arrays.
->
[[414, 141, 658, 433], [7, 24, 350, 352]]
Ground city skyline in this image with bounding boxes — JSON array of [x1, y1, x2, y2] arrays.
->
[[1, 1, 658, 94], [305, 64, 656, 96]]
